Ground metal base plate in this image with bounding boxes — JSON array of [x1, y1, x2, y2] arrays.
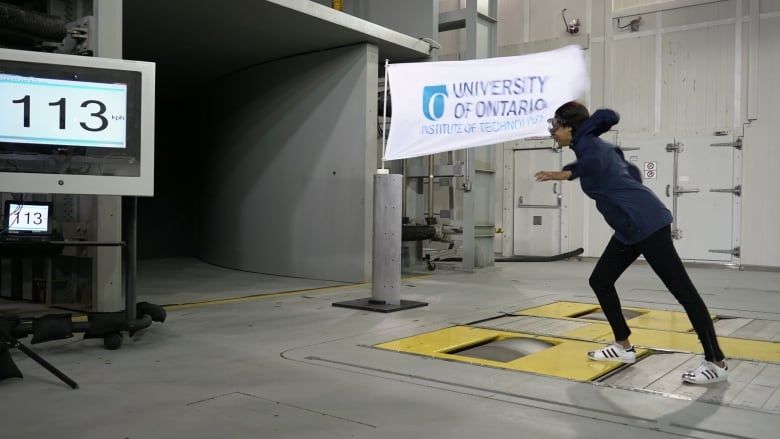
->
[[332, 298, 428, 313]]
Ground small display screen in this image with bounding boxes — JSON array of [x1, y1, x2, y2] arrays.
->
[[5, 201, 50, 234], [0, 74, 128, 149]]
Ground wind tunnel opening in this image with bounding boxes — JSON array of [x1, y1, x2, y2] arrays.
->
[[448, 337, 556, 362]]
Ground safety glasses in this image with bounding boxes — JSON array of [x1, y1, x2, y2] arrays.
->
[[547, 117, 566, 134]]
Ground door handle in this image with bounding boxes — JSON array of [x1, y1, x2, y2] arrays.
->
[[675, 186, 700, 195], [668, 185, 700, 196], [709, 185, 741, 196], [552, 183, 558, 194]]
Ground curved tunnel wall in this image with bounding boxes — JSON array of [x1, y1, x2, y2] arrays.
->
[[198, 44, 378, 282]]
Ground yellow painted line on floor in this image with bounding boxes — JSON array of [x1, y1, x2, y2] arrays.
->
[[162, 274, 432, 311], [516, 301, 701, 332], [375, 326, 649, 381], [163, 283, 369, 311], [562, 322, 780, 363], [52, 276, 432, 317], [46, 284, 371, 320]]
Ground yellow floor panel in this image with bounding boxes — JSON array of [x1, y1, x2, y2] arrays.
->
[[627, 310, 695, 332], [562, 323, 780, 363], [375, 302, 779, 383], [516, 302, 600, 319], [517, 301, 701, 332], [375, 326, 649, 381], [561, 323, 615, 340]]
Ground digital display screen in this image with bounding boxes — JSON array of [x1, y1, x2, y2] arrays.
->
[[5, 202, 50, 234], [0, 57, 143, 179], [0, 73, 128, 149], [0, 48, 154, 195]]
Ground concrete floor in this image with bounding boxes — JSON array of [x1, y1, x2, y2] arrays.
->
[[2, 258, 780, 438]]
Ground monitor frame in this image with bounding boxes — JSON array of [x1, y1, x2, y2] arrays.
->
[[0, 49, 155, 196], [3, 200, 53, 235]]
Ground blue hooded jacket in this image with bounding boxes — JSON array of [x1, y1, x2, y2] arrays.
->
[[563, 109, 673, 244]]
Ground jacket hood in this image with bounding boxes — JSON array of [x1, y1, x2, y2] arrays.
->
[[572, 109, 620, 145]]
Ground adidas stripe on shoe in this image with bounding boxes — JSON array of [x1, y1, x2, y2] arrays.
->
[[587, 343, 637, 364], [682, 360, 729, 384]]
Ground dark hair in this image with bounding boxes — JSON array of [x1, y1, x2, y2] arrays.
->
[[554, 101, 589, 135]]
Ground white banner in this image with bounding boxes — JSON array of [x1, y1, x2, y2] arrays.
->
[[384, 45, 589, 161]]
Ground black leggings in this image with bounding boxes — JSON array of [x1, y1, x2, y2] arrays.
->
[[589, 225, 725, 362]]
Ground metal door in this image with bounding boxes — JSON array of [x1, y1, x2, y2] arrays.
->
[[621, 135, 739, 263], [512, 142, 562, 256], [671, 135, 740, 262]]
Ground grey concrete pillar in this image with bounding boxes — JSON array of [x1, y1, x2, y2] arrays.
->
[[372, 172, 402, 305], [332, 171, 426, 313]]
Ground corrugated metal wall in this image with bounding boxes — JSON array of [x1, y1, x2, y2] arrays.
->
[[612, 34, 656, 132], [460, 0, 780, 267], [742, 5, 780, 267], [659, 5, 737, 133]]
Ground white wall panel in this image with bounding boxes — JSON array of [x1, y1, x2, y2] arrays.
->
[[740, 16, 750, 123], [485, 0, 780, 266], [612, 36, 657, 132], [659, 0, 735, 27], [591, 41, 606, 108], [498, 0, 526, 46], [660, 23, 736, 133], [613, 0, 733, 16], [762, 0, 780, 13], [593, 0, 607, 38], [741, 14, 780, 267]]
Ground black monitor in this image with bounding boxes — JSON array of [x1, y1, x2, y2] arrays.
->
[[0, 48, 155, 196], [3, 200, 52, 237], [0, 60, 142, 175]]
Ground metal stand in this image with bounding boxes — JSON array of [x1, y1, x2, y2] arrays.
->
[[333, 172, 427, 313], [123, 196, 138, 321], [0, 325, 78, 389], [0, 221, 165, 352]]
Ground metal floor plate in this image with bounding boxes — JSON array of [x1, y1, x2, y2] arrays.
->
[[478, 315, 592, 336], [601, 353, 780, 415], [374, 326, 649, 381], [374, 299, 780, 416], [514, 301, 700, 332]]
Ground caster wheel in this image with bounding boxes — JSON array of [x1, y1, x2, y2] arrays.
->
[[103, 332, 123, 350], [426, 262, 436, 271]]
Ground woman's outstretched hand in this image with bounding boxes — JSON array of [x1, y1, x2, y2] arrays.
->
[[534, 170, 572, 181]]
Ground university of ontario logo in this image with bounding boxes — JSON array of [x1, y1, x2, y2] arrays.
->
[[422, 85, 448, 121]]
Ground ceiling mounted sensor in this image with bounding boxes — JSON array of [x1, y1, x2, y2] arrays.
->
[[562, 9, 580, 35]]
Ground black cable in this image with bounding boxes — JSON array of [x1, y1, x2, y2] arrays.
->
[[495, 247, 584, 262], [439, 247, 584, 263]]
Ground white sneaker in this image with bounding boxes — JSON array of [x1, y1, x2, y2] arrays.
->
[[587, 343, 637, 364], [682, 360, 729, 384]]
